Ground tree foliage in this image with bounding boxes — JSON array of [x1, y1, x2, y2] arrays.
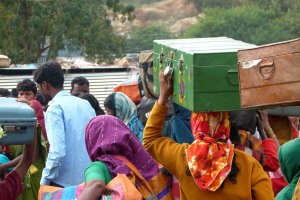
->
[[125, 24, 176, 53], [184, 4, 299, 45], [120, 0, 162, 7], [247, 0, 298, 15], [0, 0, 134, 64], [188, 0, 243, 11]]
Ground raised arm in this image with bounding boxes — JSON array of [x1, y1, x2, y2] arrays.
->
[[14, 126, 37, 179], [0, 126, 37, 200], [257, 111, 279, 172], [258, 110, 280, 149], [143, 71, 189, 176], [157, 71, 173, 106]]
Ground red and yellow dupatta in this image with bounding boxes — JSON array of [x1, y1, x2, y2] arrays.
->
[[186, 112, 234, 191]]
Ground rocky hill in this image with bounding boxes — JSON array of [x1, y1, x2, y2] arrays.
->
[[112, 0, 201, 35]]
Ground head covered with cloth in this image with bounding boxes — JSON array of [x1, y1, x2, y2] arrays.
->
[[84, 114, 173, 199], [187, 112, 235, 191], [85, 115, 157, 180], [276, 138, 300, 200], [104, 92, 144, 142]]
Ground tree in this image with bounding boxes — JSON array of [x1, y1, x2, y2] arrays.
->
[[184, 6, 299, 45], [188, 0, 243, 11], [120, 0, 162, 7], [0, 0, 134, 64], [246, 0, 300, 36], [246, 0, 298, 16], [125, 24, 176, 53]]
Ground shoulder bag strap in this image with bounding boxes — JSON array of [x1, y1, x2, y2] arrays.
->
[[114, 155, 153, 191]]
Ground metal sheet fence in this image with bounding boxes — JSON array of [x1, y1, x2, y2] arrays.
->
[[0, 68, 132, 107]]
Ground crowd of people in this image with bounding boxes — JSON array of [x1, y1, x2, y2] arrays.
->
[[0, 61, 299, 200]]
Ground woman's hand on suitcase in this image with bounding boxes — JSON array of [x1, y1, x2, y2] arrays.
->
[[16, 98, 33, 108], [158, 71, 173, 106]]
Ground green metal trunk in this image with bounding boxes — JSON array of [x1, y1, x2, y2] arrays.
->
[[153, 37, 256, 112]]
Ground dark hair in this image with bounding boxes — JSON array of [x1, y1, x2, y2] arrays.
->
[[35, 90, 48, 106], [10, 88, 18, 98], [229, 110, 257, 134], [33, 61, 64, 89], [227, 153, 239, 184], [16, 79, 37, 95], [104, 93, 115, 115], [0, 88, 11, 97], [71, 76, 89, 89], [80, 93, 105, 115]]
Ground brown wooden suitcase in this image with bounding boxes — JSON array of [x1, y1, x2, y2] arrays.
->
[[238, 38, 300, 108]]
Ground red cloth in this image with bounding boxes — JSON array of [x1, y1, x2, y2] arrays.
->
[[31, 99, 49, 151], [269, 168, 288, 197], [262, 139, 287, 196], [234, 138, 279, 172], [261, 139, 280, 172], [292, 126, 299, 139], [258, 138, 287, 196], [188, 112, 234, 191], [171, 175, 180, 200], [0, 171, 23, 200]]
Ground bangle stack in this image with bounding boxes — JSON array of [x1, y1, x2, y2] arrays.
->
[[265, 126, 276, 139]]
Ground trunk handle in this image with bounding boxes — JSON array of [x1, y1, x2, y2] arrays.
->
[[227, 67, 239, 86], [259, 58, 275, 80], [159, 52, 164, 64]]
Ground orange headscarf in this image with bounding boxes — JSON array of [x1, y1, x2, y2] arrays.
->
[[186, 112, 234, 191]]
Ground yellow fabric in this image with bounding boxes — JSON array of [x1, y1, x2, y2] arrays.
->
[[239, 130, 262, 152], [115, 155, 174, 200], [143, 102, 274, 200], [269, 116, 293, 145], [292, 178, 300, 200]]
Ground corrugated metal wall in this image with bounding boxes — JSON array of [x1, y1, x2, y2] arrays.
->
[[0, 67, 133, 107]]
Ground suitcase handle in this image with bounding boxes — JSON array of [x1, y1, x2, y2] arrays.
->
[[227, 68, 239, 86], [259, 58, 275, 80], [159, 52, 164, 64], [179, 59, 183, 74], [3, 126, 27, 132], [179, 54, 184, 74]]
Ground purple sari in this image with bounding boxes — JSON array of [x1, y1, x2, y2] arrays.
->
[[85, 115, 159, 181]]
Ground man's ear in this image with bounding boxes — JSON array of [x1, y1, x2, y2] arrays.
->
[[44, 82, 51, 90]]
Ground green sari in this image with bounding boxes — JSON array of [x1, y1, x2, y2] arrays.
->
[[276, 138, 300, 200], [10, 126, 47, 200]]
